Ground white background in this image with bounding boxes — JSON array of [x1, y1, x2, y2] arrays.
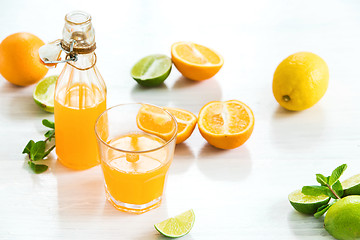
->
[[0, 0, 360, 239]]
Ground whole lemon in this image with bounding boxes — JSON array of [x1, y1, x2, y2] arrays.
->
[[272, 52, 329, 111], [324, 196, 360, 240], [0, 32, 48, 86]]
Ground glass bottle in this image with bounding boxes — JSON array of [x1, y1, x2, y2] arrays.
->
[[54, 11, 107, 170]]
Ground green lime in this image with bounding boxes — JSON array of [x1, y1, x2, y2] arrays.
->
[[154, 209, 195, 238], [324, 196, 360, 240], [288, 189, 330, 214], [342, 174, 360, 197], [33, 75, 58, 113], [131, 54, 172, 87]]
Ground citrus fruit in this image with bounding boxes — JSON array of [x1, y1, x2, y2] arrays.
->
[[0, 32, 48, 86], [163, 107, 197, 144], [131, 54, 172, 87], [171, 41, 223, 81], [136, 104, 177, 141], [272, 52, 329, 111], [342, 174, 360, 197], [155, 209, 195, 238], [33, 75, 58, 113], [324, 196, 360, 240], [197, 100, 254, 149], [288, 189, 330, 214]]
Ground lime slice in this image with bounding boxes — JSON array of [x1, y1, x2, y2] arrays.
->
[[342, 174, 360, 197], [33, 75, 58, 113], [154, 209, 195, 238], [288, 189, 330, 214], [131, 54, 172, 87]]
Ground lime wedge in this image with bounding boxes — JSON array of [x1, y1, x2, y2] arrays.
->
[[288, 189, 330, 214], [155, 209, 195, 238], [33, 75, 58, 113], [342, 174, 360, 197], [131, 54, 172, 87]]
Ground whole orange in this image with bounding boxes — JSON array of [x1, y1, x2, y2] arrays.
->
[[0, 32, 48, 86]]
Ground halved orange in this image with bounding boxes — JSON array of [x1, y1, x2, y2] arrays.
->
[[136, 104, 177, 141], [171, 41, 224, 81], [163, 107, 197, 144], [198, 100, 254, 149]]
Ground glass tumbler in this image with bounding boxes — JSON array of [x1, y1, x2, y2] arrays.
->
[[95, 103, 177, 213]]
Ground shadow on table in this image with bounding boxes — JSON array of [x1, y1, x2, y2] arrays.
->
[[196, 143, 252, 182], [0, 81, 50, 121], [130, 76, 222, 112], [287, 209, 329, 237], [51, 160, 105, 218], [170, 143, 195, 175], [269, 105, 326, 151]]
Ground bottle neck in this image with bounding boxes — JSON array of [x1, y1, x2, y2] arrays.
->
[[67, 52, 96, 71]]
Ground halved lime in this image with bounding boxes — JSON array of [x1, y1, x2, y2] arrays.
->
[[288, 189, 330, 214], [342, 174, 360, 197], [154, 209, 195, 238], [33, 75, 58, 113], [131, 54, 172, 87]]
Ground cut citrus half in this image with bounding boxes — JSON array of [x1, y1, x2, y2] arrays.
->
[[288, 189, 330, 214], [155, 209, 195, 238], [171, 41, 223, 81], [197, 100, 254, 149], [342, 174, 360, 197], [163, 107, 197, 144], [33, 75, 58, 113], [131, 54, 172, 87], [136, 104, 177, 141]]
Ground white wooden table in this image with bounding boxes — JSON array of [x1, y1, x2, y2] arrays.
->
[[1, 0, 360, 239]]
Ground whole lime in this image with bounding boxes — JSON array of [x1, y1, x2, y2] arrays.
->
[[273, 52, 329, 111], [324, 196, 360, 240]]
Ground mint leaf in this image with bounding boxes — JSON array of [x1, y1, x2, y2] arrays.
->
[[325, 189, 338, 199], [314, 204, 331, 218], [43, 145, 55, 159], [329, 164, 347, 186], [28, 162, 48, 174], [30, 141, 46, 161], [22, 140, 35, 154], [302, 186, 328, 196], [44, 129, 55, 139], [316, 174, 328, 186], [332, 180, 344, 198], [42, 119, 55, 129]]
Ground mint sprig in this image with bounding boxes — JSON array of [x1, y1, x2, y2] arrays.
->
[[301, 164, 347, 218], [22, 119, 55, 174]]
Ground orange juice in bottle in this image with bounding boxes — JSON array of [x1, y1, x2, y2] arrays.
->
[[54, 11, 106, 170]]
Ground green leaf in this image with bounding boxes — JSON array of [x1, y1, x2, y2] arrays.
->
[[28, 161, 48, 174], [325, 189, 338, 199], [43, 145, 55, 159], [314, 204, 332, 218], [329, 164, 347, 186], [316, 174, 328, 186], [42, 119, 55, 129], [44, 129, 55, 139], [302, 185, 328, 196], [22, 140, 35, 154], [30, 141, 46, 161], [332, 180, 344, 198]]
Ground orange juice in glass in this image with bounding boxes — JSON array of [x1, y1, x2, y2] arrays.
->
[[95, 103, 177, 213]]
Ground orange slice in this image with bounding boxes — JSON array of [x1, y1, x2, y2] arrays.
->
[[171, 41, 224, 81], [198, 100, 254, 149], [136, 104, 177, 142], [163, 107, 197, 144]]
